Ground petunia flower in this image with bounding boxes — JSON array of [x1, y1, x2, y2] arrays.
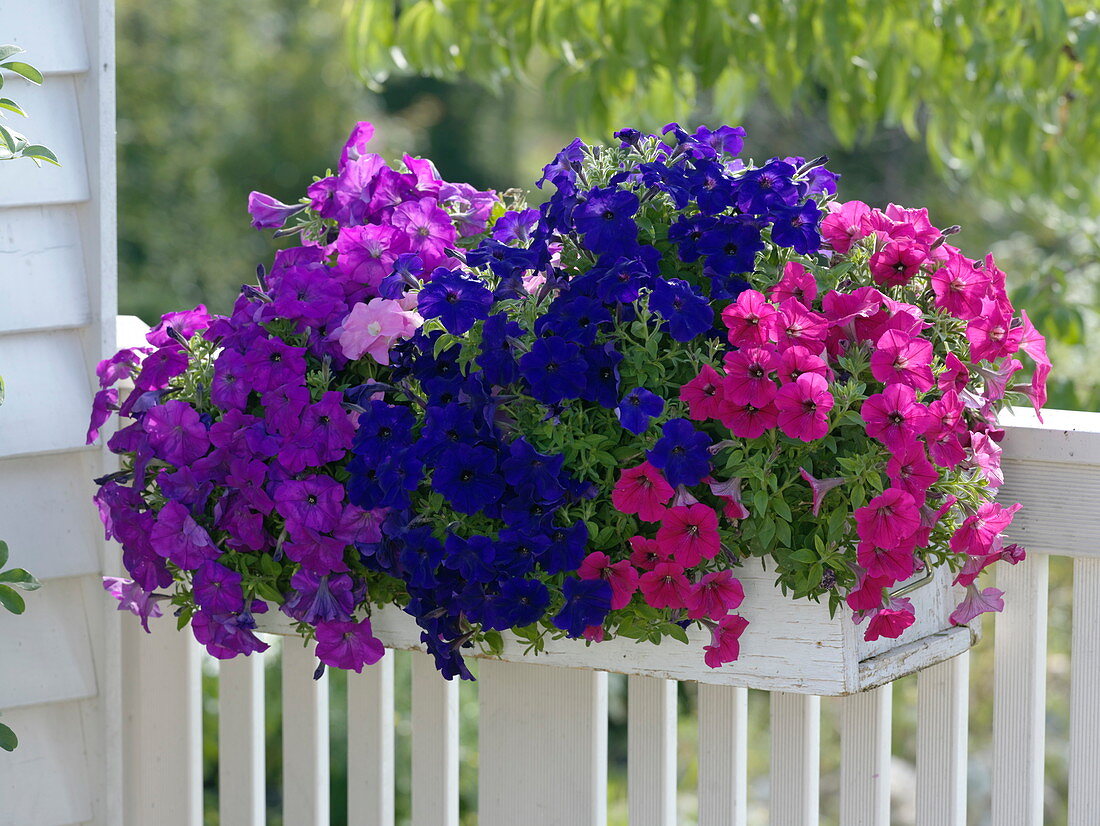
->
[[391, 197, 456, 270], [656, 504, 721, 567], [870, 330, 935, 391], [770, 261, 818, 305], [949, 501, 1022, 557], [611, 462, 674, 522], [192, 560, 245, 614], [680, 364, 727, 421], [144, 400, 210, 466], [861, 597, 916, 641], [861, 384, 935, 451], [723, 348, 778, 408], [931, 252, 986, 319], [149, 501, 220, 570], [949, 585, 1005, 626], [552, 578, 612, 638], [337, 297, 423, 364], [314, 618, 385, 673], [774, 373, 834, 442], [820, 199, 871, 253], [519, 335, 589, 404], [649, 278, 714, 341], [720, 396, 779, 440], [869, 240, 927, 287], [646, 418, 713, 487], [685, 571, 745, 620], [856, 540, 915, 584], [617, 387, 666, 434], [639, 561, 693, 610], [103, 577, 166, 633], [774, 298, 829, 352], [885, 440, 939, 504], [578, 551, 640, 610], [854, 488, 921, 550], [721, 289, 777, 347], [703, 614, 750, 668], [415, 268, 492, 335], [798, 467, 847, 516], [628, 535, 671, 571]]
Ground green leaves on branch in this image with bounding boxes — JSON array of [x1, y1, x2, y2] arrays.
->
[[0, 540, 41, 616], [0, 44, 59, 165], [339, 0, 1100, 204]]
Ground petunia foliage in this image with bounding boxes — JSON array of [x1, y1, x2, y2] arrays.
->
[[91, 122, 1046, 679]]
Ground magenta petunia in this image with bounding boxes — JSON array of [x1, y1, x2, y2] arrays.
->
[[720, 396, 778, 440], [862, 598, 916, 642], [720, 289, 777, 347], [703, 613, 749, 668], [774, 372, 833, 442], [392, 197, 456, 270], [655, 504, 721, 567], [856, 540, 915, 584], [870, 329, 934, 391], [578, 551, 640, 610], [886, 440, 939, 504], [774, 297, 828, 352], [680, 363, 728, 420], [854, 488, 921, 550], [949, 501, 1022, 557], [869, 240, 927, 287], [722, 347, 778, 408], [611, 462, 674, 522], [639, 561, 692, 610], [949, 585, 1005, 626], [820, 199, 871, 253], [776, 345, 827, 385], [861, 384, 934, 451], [685, 571, 745, 620], [769, 260, 818, 305]]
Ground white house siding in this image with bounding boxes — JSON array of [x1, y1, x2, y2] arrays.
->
[[0, 2, 117, 825]]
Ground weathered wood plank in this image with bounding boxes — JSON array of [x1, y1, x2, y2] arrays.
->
[[0, 451, 101, 581], [219, 653, 266, 826], [1068, 558, 1100, 825], [411, 652, 459, 826], [0, 205, 90, 333], [697, 684, 748, 826], [282, 640, 330, 826], [0, 76, 90, 208], [479, 660, 607, 826], [916, 653, 969, 826], [839, 684, 892, 826], [0, 576, 96, 710], [991, 553, 1048, 826], [770, 692, 820, 826], [348, 653, 395, 826], [627, 676, 677, 826]]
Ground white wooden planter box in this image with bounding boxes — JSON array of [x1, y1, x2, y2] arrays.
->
[[257, 558, 974, 696]]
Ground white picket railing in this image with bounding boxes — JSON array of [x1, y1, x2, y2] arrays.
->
[[116, 406, 1100, 826]]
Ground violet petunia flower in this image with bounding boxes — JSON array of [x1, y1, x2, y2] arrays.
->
[[103, 576, 167, 632], [314, 618, 385, 673]]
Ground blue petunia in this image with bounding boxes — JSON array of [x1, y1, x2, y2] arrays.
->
[[770, 200, 822, 255], [616, 387, 665, 435], [574, 186, 640, 258], [552, 578, 612, 638], [697, 216, 765, 277], [648, 278, 714, 342], [519, 336, 588, 404], [416, 268, 493, 335], [431, 444, 504, 515], [646, 417, 713, 487]]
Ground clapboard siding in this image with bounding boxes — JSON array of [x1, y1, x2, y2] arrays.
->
[[0, 576, 97, 709], [0, 205, 92, 332], [0, 75, 90, 208], [0, 698, 95, 824], [0, 451, 102, 580], [0, 3, 115, 825], [0, 0, 91, 75], [0, 330, 95, 457]]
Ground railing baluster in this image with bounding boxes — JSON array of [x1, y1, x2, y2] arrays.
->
[[121, 615, 203, 826], [282, 640, 330, 826], [697, 684, 748, 826], [839, 684, 892, 825], [411, 652, 459, 826], [478, 660, 608, 826], [1069, 558, 1100, 825], [348, 654, 396, 826], [916, 653, 969, 826], [991, 553, 1048, 826], [627, 676, 677, 826], [770, 692, 820, 826], [219, 652, 266, 826]]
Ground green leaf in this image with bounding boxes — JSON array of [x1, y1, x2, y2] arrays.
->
[[1, 61, 44, 85], [22, 144, 59, 166], [0, 46, 24, 63], [0, 721, 17, 752], [665, 623, 690, 644], [0, 97, 25, 117], [0, 585, 26, 614], [0, 569, 40, 590], [0, 540, 7, 569], [0, 123, 17, 153], [255, 582, 283, 604]]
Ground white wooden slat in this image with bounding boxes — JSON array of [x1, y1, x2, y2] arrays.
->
[[121, 612, 203, 826], [0, 451, 101, 580], [839, 684, 892, 826], [1068, 558, 1100, 825], [0, 576, 96, 709], [627, 676, 677, 826], [0, 698, 94, 825], [219, 653, 266, 826], [991, 553, 1049, 826], [697, 684, 748, 826], [0, 76, 90, 207], [348, 654, 395, 826], [0, 330, 94, 458], [770, 692, 820, 826], [282, 640, 331, 826], [0, 205, 91, 333], [916, 653, 969, 826], [0, 0, 91, 74], [479, 660, 607, 826], [411, 652, 459, 826]]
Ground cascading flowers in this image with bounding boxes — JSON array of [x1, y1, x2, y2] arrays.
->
[[91, 121, 1048, 679]]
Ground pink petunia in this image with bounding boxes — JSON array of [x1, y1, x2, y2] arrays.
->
[[856, 540, 915, 584], [967, 303, 1022, 364], [949, 585, 1005, 626], [770, 261, 818, 305], [949, 501, 1022, 557], [870, 330, 935, 392], [337, 297, 423, 364], [774, 297, 829, 352], [861, 384, 935, 451], [656, 504, 721, 567], [869, 240, 927, 287], [628, 536, 671, 571], [776, 346, 828, 384], [720, 398, 778, 439], [969, 431, 1004, 488], [686, 571, 745, 620], [938, 352, 970, 394], [721, 289, 777, 347], [612, 462, 675, 522], [820, 199, 872, 253], [1015, 310, 1051, 421], [886, 440, 939, 504], [681, 363, 728, 421], [931, 252, 986, 319], [774, 372, 834, 442], [861, 597, 916, 642], [846, 572, 892, 612], [578, 551, 640, 610], [883, 204, 941, 246], [703, 613, 750, 668], [854, 488, 921, 549], [639, 561, 693, 610], [723, 347, 778, 407], [707, 476, 750, 520], [799, 467, 846, 516]]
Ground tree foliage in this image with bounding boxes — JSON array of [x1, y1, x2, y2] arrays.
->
[[341, 0, 1100, 204]]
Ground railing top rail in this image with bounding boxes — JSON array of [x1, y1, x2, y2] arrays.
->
[[1000, 407, 1100, 466]]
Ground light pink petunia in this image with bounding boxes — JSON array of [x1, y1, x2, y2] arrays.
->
[[337, 297, 422, 364], [799, 467, 847, 516], [949, 585, 1005, 626], [703, 613, 750, 668]]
